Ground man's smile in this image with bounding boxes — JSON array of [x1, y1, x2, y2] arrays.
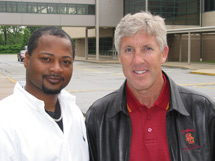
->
[[43, 75, 64, 84]]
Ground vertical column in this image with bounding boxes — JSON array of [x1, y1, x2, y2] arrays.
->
[[145, 0, 148, 12], [200, 0, 202, 27], [96, 0, 99, 60], [179, 34, 182, 62], [188, 32, 191, 65], [200, 33, 203, 62], [85, 28, 88, 60]]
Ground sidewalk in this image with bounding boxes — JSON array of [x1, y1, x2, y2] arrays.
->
[[0, 60, 214, 100], [163, 62, 215, 76]]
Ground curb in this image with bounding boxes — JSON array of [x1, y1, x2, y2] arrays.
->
[[190, 70, 215, 76]]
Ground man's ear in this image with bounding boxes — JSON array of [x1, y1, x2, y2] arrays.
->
[[24, 51, 30, 68], [161, 46, 169, 64]]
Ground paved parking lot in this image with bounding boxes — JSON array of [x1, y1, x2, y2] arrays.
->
[[0, 54, 215, 113]]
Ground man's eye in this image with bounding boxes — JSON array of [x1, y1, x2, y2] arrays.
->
[[41, 57, 51, 62], [62, 60, 72, 66], [125, 48, 133, 53], [145, 47, 152, 51]]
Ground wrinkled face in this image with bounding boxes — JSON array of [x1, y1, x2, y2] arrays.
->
[[118, 32, 168, 93], [24, 35, 74, 95]]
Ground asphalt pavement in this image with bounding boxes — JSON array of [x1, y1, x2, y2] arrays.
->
[[0, 57, 215, 100]]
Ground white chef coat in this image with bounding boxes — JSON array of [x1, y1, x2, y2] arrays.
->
[[0, 82, 89, 161]]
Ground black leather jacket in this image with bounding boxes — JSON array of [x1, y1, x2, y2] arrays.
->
[[86, 72, 215, 161]]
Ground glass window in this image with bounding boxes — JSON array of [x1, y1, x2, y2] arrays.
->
[[77, 4, 85, 14], [58, 4, 67, 14], [7, 2, 16, 12], [1, 1, 95, 15], [88, 5, 95, 15], [88, 37, 114, 56], [38, 3, 47, 14], [149, 1, 162, 6], [17, 3, 27, 13], [28, 3, 37, 13], [124, 0, 145, 15], [124, 0, 199, 25], [67, 4, 76, 14], [0, 2, 6, 12], [48, 4, 57, 14]]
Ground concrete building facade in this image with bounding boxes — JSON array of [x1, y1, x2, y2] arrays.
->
[[0, 0, 215, 62]]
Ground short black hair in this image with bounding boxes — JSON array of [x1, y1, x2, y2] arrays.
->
[[27, 26, 75, 59]]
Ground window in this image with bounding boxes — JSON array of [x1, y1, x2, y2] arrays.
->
[[38, 3, 47, 14], [28, 3, 37, 13], [0, 2, 6, 12], [77, 5, 85, 14], [0, 1, 95, 15], [48, 4, 57, 14], [7, 2, 16, 12], [205, 0, 215, 11], [58, 4, 67, 14], [88, 5, 95, 15], [88, 37, 114, 56], [124, 0, 200, 25], [67, 4, 76, 14], [17, 3, 27, 13]]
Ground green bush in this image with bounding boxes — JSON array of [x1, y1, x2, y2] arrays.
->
[[0, 44, 22, 54]]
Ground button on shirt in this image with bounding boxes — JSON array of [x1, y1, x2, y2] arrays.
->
[[126, 74, 170, 161]]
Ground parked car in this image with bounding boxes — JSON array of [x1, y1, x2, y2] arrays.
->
[[17, 45, 27, 62]]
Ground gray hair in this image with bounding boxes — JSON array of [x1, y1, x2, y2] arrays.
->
[[114, 11, 167, 53]]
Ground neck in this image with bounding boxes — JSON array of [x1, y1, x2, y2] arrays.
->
[[128, 75, 164, 108], [24, 85, 59, 112], [43, 95, 59, 112]]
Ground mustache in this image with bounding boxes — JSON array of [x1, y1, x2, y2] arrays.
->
[[42, 74, 64, 81]]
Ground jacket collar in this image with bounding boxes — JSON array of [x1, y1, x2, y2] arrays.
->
[[108, 81, 128, 118], [108, 71, 189, 118], [163, 71, 189, 116]]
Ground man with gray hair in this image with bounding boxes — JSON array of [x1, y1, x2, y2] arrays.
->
[[86, 11, 215, 161]]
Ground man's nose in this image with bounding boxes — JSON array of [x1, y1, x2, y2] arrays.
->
[[49, 61, 63, 74], [133, 50, 145, 64]]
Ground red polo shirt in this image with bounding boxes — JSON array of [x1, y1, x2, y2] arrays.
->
[[126, 74, 171, 161]]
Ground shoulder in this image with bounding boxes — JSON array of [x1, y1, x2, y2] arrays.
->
[[178, 85, 214, 105], [85, 86, 125, 128], [0, 94, 18, 112], [167, 73, 214, 106], [88, 89, 120, 114], [173, 83, 215, 119], [59, 89, 85, 119]]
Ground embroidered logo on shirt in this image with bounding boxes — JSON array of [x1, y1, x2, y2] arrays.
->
[[185, 133, 194, 144], [181, 129, 200, 151]]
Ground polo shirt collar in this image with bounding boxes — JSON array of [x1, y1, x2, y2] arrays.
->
[[126, 73, 170, 111]]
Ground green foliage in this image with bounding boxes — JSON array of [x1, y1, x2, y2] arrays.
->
[[0, 26, 24, 45], [0, 34, 4, 45], [22, 28, 31, 47], [0, 25, 39, 54], [26, 26, 42, 34], [0, 25, 70, 54], [0, 44, 22, 54]]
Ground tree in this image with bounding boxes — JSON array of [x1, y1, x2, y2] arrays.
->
[[8, 26, 24, 45], [26, 26, 42, 34], [0, 26, 24, 45], [0, 26, 10, 45], [22, 28, 31, 47]]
